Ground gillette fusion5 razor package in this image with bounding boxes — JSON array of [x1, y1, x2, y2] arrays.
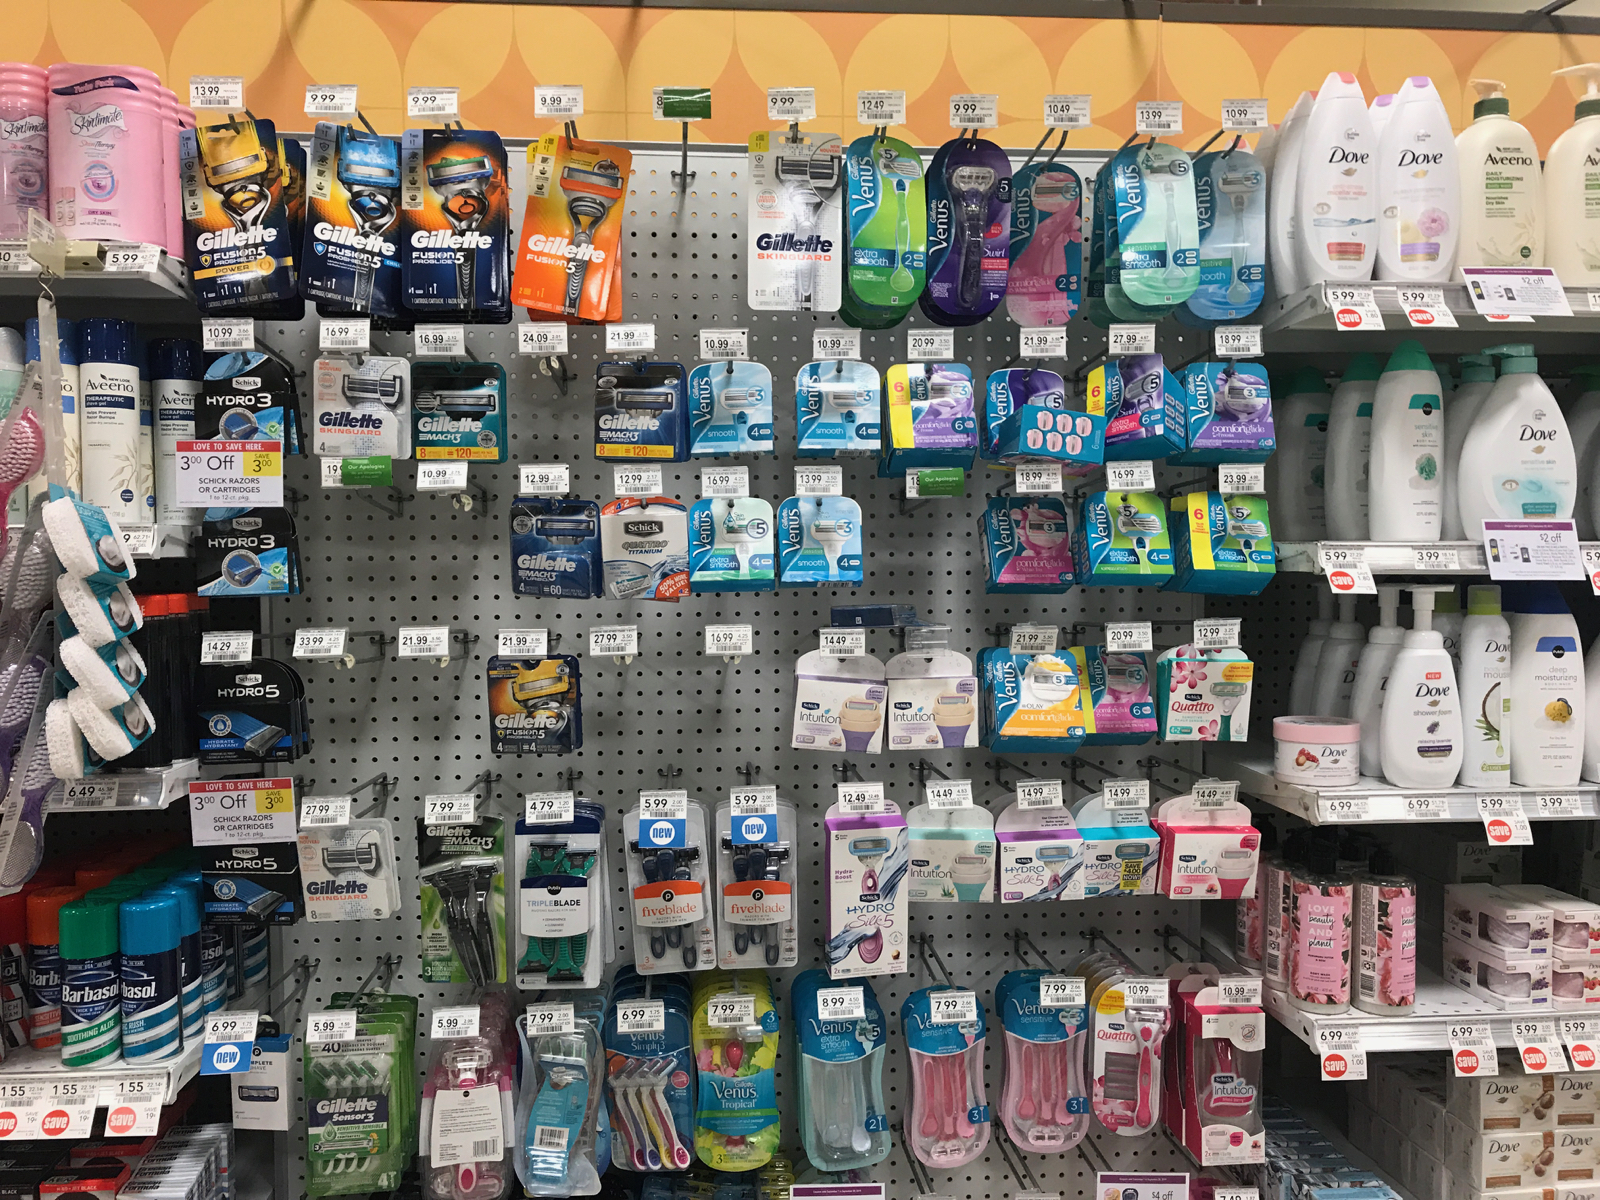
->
[[302, 124, 402, 316], [401, 129, 510, 319], [512, 136, 631, 322], [412, 360, 507, 462], [511, 498, 601, 598], [487, 655, 582, 756], [747, 130, 844, 313], [419, 816, 506, 985], [181, 115, 298, 312]]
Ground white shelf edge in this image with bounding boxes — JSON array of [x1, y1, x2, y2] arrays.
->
[[0, 1037, 199, 1105]]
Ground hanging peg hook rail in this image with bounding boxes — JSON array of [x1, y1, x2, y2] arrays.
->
[[1078, 1130, 1114, 1174], [915, 933, 956, 987], [1009, 928, 1060, 972], [256, 955, 316, 1015], [263, 956, 319, 1026], [992, 758, 1038, 788], [912, 759, 949, 791], [558, 767, 583, 792], [1068, 755, 1117, 795], [735, 762, 761, 786], [350, 772, 395, 819], [994, 1126, 1044, 1193], [831, 760, 865, 785], [1160, 924, 1207, 962], [896, 1122, 936, 1194], [356, 487, 410, 521], [1081, 926, 1140, 969], [657, 764, 683, 785], [468, 771, 501, 805], [350, 953, 402, 1001]]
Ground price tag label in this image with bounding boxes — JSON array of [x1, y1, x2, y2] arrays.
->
[[1039, 975, 1086, 1007], [1193, 780, 1239, 808], [1216, 1189, 1259, 1200], [1214, 325, 1263, 358], [1016, 779, 1064, 810], [1219, 977, 1262, 1006], [1020, 327, 1067, 358], [201, 1010, 258, 1076], [1414, 545, 1460, 571], [616, 999, 667, 1034], [816, 986, 867, 1021], [307, 1010, 358, 1042], [606, 323, 656, 353], [1136, 100, 1183, 135], [1015, 463, 1064, 494], [59, 780, 117, 809], [398, 625, 450, 659], [189, 778, 296, 846], [706, 624, 754, 658], [1220, 98, 1269, 131], [701, 466, 749, 498], [1218, 463, 1266, 494], [0, 242, 35, 273], [1103, 779, 1151, 810], [1480, 794, 1535, 845], [1484, 519, 1585, 584], [926, 779, 974, 810], [526, 1003, 577, 1035], [699, 328, 749, 360], [767, 88, 816, 122], [1322, 796, 1371, 823], [120, 525, 156, 557], [1563, 1016, 1600, 1070], [1320, 543, 1377, 595], [1513, 1017, 1568, 1073], [907, 328, 955, 361], [1326, 284, 1385, 331], [820, 628, 866, 657], [102, 242, 160, 274], [408, 87, 459, 120], [1193, 618, 1241, 649], [106, 1075, 165, 1136], [425, 794, 477, 826], [729, 786, 778, 820], [613, 464, 664, 497], [417, 461, 469, 492], [305, 84, 358, 116], [202, 318, 254, 352], [1121, 978, 1169, 1007], [795, 465, 843, 496], [534, 86, 584, 117], [524, 791, 576, 825], [190, 76, 244, 109], [1536, 792, 1585, 818], [1399, 286, 1459, 329], [1109, 324, 1157, 356], [857, 91, 906, 126], [414, 324, 465, 358], [519, 464, 570, 495], [1461, 267, 1573, 318], [498, 628, 549, 657], [948, 94, 999, 128], [432, 1005, 480, 1039], [1405, 794, 1451, 820], [1009, 624, 1058, 654], [1044, 94, 1091, 129], [707, 992, 758, 1028], [318, 317, 370, 353], [590, 625, 639, 658], [1450, 1021, 1500, 1076], [201, 630, 254, 664], [300, 797, 352, 829], [1317, 1025, 1367, 1081], [929, 989, 978, 1024], [812, 328, 861, 360], [839, 782, 886, 814], [518, 323, 569, 356], [1585, 544, 1600, 596], [1105, 461, 1156, 491], [1106, 621, 1154, 653]]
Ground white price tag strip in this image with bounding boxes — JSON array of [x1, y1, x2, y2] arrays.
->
[[1015, 463, 1064, 494], [519, 323, 569, 356], [1016, 779, 1064, 810], [929, 989, 978, 1024], [616, 999, 665, 1034], [534, 86, 584, 117], [767, 88, 816, 122], [1317, 1025, 1367, 1081], [432, 1005, 480, 1039], [813, 328, 861, 361], [300, 797, 352, 829], [907, 329, 954, 361], [706, 624, 754, 658], [1105, 461, 1156, 491], [1039, 975, 1086, 1007], [205, 1011, 259, 1044], [948, 94, 999, 128], [1193, 618, 1241, 649], [414, 324, 465, 358], [1105, 621, 1154, 653], [425, 794, 476, 826], [1480, 794, 1534, 845], [838, 782, 886, 814], [1219, 977, 1262, 1007], [202, 318, 254, 352], [1009, 624, 1058, 654], [1326, 284, 1385, 331], [816, 986, 866, 1021], [1564, 1016, 1600, 1071], [498, 628, 549, 657], [190, 76, 244, 109], [520, 464, 571, 495], [525, 792, 576, 825], [1536, 792, 1585, 818], [1214, 325, 1263, 358], [730, 786, 778, 817], [706, 992, 758, 1028], [1320, 543, 1377, 595], [925, 779, 974, 810], [1221, 99, 1269, 132], [614, 465, 664, 497], [1322, 796, 1370, 823], [1586, 544, 1600, 596], [398, 625, 451, 659], [1109, 324, 1156, 356], [701, 466, 749, 498], [606, 323, 656, 353], [102, 242, 161, 274], [1121, 978, 1169, 1007], [408, 87, 459, 120], [305, 84, 358, 117], [698, 329, 749, 360], [1399, 286, 1459, 329], [1136, 100, 1183, 135], [1044, 95, 1091, 129], [526, 1003, 577, 1035], [307, 1010, 358, 1042], [201, 630, 254, 664], [1020, 327, 1067, 358], [1405, 794, 1451, 820], [795, 465, 843, 496], [1192, 780, 1239, 808], [1414, 545, 1460, 571], [1512, 1017, 1568, 1074], [820, 628, 866, 657], [590, 625, 639, 658], [1450, 1021, 1499, 1076], [1218, 463, 1266, 494], [417, 461, 469, 493], [1102, 779, 1151, 810]]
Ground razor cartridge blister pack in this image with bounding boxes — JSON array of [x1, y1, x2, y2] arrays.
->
[[688, 361, 774, 456], [510, 498, 601, 598], [412, 360, 507, 462], [486, 655, 582, 756], [303, 124, 403, 316], [401, 129, 511, 319], [313, 355, 410, 461], [594, 362, 688, 461], [196, 509, 301, 597], [299, 820, 400, 922]]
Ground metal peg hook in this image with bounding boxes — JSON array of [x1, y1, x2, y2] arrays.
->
[[468, 770, 501, 802], [1009, 927, 1060, 972], [735, 762, 761, 786], [657, 765, 683, 784], [915, 933, 956, 988], [994, 1127, 1044, 1193], [1160, 923, 1206, 962], [558, 767, 583, 791], [911, 759, 949, 791], [896, 1122, 936, 1195], [1077, 1131, 1113, 1174], [1042, 127, 1070, 166], [1081, 925, 1139, 970], [264, 956, 319, 1021], [350, 953, 402, 1001], [351, 772, 395, 819], [672, 122, 695, 194], [831, 760, 864, 785]]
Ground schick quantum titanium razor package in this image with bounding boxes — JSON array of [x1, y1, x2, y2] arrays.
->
[[983, 496, 1073, 593], [202, 841, 302, 925], [885, 648, 978, 750], [487, 655, 582, 756], [201, 350, 293, 445], [1086, 355, 1187, 460], [302, 124, 402, 316], [843, 135, 926, 324], [1166, 490, 1276, 595], [313, 355, 409, 461], [689, 497, 776, 592], [180, 116, 298, 312], [412, 360, 506, 463], [1070, 645, 1157, 744], [197, 509, 301, 596], [1007, 162, 1083, 327], [792, 649, 887, 754], [510, 498, 601, 598], [594, 361, 688, 461], [880, 363, 977, 475], [920, 136, 1011, 326], [419, 816, 506, 985], [599, 497, 689, 601], [1155, 644, 1253, 742], [1179, 147, 1266, 326], [777, 495, 863, 586], [747, 130, 844, 312], [511, 135, 631, 322], [1112, 141, 1200, 311], [198, 658, 305, 763], [1074, 490, 1173, 586], [980, 649, 1086, 753], [400, 128, 510, 319], [796, 360, 880, 456], [1171, 362, 1274, 465], [689, 360, 773, 456]]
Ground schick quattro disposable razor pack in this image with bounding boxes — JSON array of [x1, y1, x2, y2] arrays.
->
[[400, 128, 510, 319], [511, 497, 601, 598], [796, 360, 880, 455], [1074, 490, 1173, 586], [411, 360, 506, 462], [748, 130, 844, 313], [197, 658, 308, 763], [512, 135, 631, 323], [197, 509, 301, 596], [843, 135, 926, 327], [881, 363, 977, 475], [180, 115, 298, 313], [1172, 362, 1274, 464], [777, 495, 863, 585], [595, 361, 688, 461], [1167, 490, 1276, 595], [419, 816, 506, 985], [689, 497, 775, 592], [303, 124, 402, 317], [313, 355, 409, 461], [599, 497, 689, 601], [487, 655, 582, 756], [1086, 354, 1186, 459], [298, 821, 400, 922], [982, 496, 1073, 593], [689, 361, 773, 456], [1179, 146, 1266, 326]]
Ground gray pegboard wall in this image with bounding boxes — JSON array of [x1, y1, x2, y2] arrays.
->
[[254, 143, 1241, 1199]]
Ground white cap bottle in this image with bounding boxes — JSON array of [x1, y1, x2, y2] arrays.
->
[[1268, 91, 1316, 298], [1375, 77, 1460, 283], [1458, 584, 1512, 787], [1295, 72, 1378, 284], [1505, 583, 1584, 787], [1379, 584, 1464, 787], [1312, 596, 1367, 718], [1289, 591, 1336, 717], [1369, 340, 1445, 541], [1352, 585, 1407, 777], [1544, 64, 1600, 285], [1456, 344, 1576, 537], [1266, 366, 1330, 541], [1324, 353, 1380, 541], [1441, 355, 1498, 541], [1565, 364, 1600, 539], [1456, 79, 1545, 267]]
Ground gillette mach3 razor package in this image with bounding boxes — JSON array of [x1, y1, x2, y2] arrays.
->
[[747, 130, 844, 312], [180, 115, 298, 312], [202, 841, 303, 925], [595, 361, 688, 461], [796, 360, 880, 455], [600, 497, 689, 601], [689, 497, 776, 592], [513, 803, 610, 990], [983, 496, 1073, 593], [1171, 362, 1274, 465], [689, 360, 773, 456], [906, 798, 996, 904], [198, 658, 307, 762], [1008, 162, 1084, 327], [1179, 147, 1266, 326], [197, 509, 301, 596], [921, 136, 1012, 326], [792, 649, 887, 754], [843, 135, 926, 323], [979, 648, 1086, 753], [412, 360, 506, 463], [1070, 644, 1157, 744], [1156, 644, 1253, 742], [886, 648, 978, 750], [510, 498, 601, 598], [302, 124, 402, 316], [512, 135, 631, 322], [1074, 490, 1174, 586], [298, 821, 401, 922], [313, 355, 409, 461], [1087, 354, 1187, 460], [1167, 490, 1276, 595], [401, 128, 510, 319], [487, 655, 582, 756], [777, 495, 863, 585], [880, 363, 977, 476], [419, 816, 507, 986]]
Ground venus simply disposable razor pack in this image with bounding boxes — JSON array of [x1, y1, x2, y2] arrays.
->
[[689, 497, 776, 592], [594, 361, 688, 461], [796, 360, 881, 455], [511, 498, 601, 599], [313, 355, 409, 460], [599, 497, 689, 601], [747, 130, 845, 312], [302, 124, 403, 317], [400, 128, 511, 319], [689, 360, 774, 456], [983, 496, 1074, 593], [487, 655, 582, 756], [180, 115, 298, 313], [777, 495, 863, 585], [512, 135, 631, 323]]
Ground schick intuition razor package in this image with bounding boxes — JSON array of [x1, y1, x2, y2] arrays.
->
[[400, 128, 510, 319], [1007, 163, 1083, 327], [747, 130, 844, 313], [792, 650, 886, 754], [512, 135, 631, 322], [1166, 490, 1276, 595], [980, 648, 1086, 753], [181, 116, 298, 313], [1070, 645, 1156, 744], [885, 648, 978, 750], [1179, 148, 1265, 325], [302, 124, 402, 316], [777, 495, 863, 585], [843, 135, 926, 323], [689, 360, 773, 456], [982, 496, 1073, 593], [600, 497, 688, 601], [1155, 644, 1253, 742], [511, 498, 601, 598], [1171, 362, 1274, 465], [313, 355, 409, 461], [880, 363, 976, 476], [920, 137, 1011, 326], [412, 360, 506, 463], [1112, 141, 1200, 311], [690, 497, 776, 592], [796, 360, 880, 455], [1073, 490, 1173, 586], [1086, 355, 1186, 460], [486, 655, 582, 755], [595, 361, 688, 461]]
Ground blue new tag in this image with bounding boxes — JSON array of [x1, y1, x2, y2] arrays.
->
[[202, 1038, 254, 1075], [640, 817, 686, 848], [732, 813, 778, 845]]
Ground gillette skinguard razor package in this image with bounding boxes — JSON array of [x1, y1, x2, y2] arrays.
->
[[197, 658, 307, 763], [843, 135, 926, 324], [512, 135, 631, 322], [777, 495, 863, 585], [1087, 354, 1187, 460], [412, 360, 507, 463], [400, 128, 510, 319], [419, 816, 507, 985], [197, 509, 301, 596], [180, 115, 298, 312], [747, 130, 844, 312], [302, 124, 402, 316], [980, 648, 1086, 753], [1167, 490, 1276, 595], [689, 497, 776, 592], [594, 361, 688, 461], [885, 648, 978, 750], [792, 649, 887, 754], [1172, 362, 1274, 465], [511, 498, 601, 598], [487, 655, 582, 756], [796, 360, 880, 456], [921, 136, 1011, 326], [1179, 147, 1266, 326], [1007, 162, 1083, 327], [1074, 490, 1174, 586], [599, 497, 689, 601], [203, 841, 303, 925], [1070, 644, 1157, 744], [689, 360, 774, 456], [298, 820, 401, 922], [881, 363, 977, 475], [313, 355, 409, 461], [200, 349, 294, 445], [982, 496, 1073, 593]]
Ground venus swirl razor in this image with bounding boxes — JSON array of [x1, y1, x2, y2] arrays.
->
[[428, 156, 495, 305], [1013, 504, 1067, 558], [1116, 504, 1162, 566], [950, 163, 999, 309], [560, 158, 626, 315], [809, 516, 852, 579], [1216, 161, 1264, 306], [775, 148, 842, 308]]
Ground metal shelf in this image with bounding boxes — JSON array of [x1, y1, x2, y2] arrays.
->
[[0, 244, 193, 322], [45, 759, 199, 814]]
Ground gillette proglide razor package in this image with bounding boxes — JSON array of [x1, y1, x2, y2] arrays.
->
[[511, 498, 601, 598], [197, 658, 308, 763], [1008, 162, 1083, 326], [202, 840, 303, 925], [689, 360, 773, 456], [303, 124, 402, 316], [412, 360, 506, 462], [777, 495, 863, 585], [313, 355, 409, 461], [1179, 147, 1265, 325], [747, 130, 844, 313], [1086, 354, 1187, 460], [689, 497, 776, 592], [594, 361, 688, 461], [881, 363, 977, 475], [796, 360, 880, 455], [512, 135, 631, 322], [1172, 362, 1274, 465], [843, 135, 926, 324], [983, 496, 1073, 593], [487, 655, 582, 756], [921, 136, 1011, 326], [418, 816, 507, 985], [197, 508, 301, 596], [180, 115, 298, 312], [1074, 490, 1174, 586], [600, 497, 689, 601], [1167, 490, 1276, 595], [401, 128, 510, 319]]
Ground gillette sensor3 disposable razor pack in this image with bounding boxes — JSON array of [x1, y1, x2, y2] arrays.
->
[[690, 497, 776, 591], [513, 135, 631, 322], [487, 655, 582, 756], [511, 498, 601, 598], [1172, 362, 1274, 464], [690, 361, 774, 456], [1180, 147, 1266, 326], [412, 360, 506, 462], [921, 136, 1012, 326], [313, 355, 409, 460], [1087, 354, 1186, 459], [298, 821, 401, 922], [1168, 490, 1276, 594], [198, 658, 308, 763], [792, 649, 887, 754], [180, 115, 298, 313], [796, 360, 880, 455], [777, 495, 863, 585], [303, 124, 402, 316], [983, 496, 1073, 593], [843, 135, 926, 326], [881, 363, 977, 475], [400, 129, 510, 319], [1008, 163, 1084, 327], [197, 509, 301, 596], [979, 648, 1086, 753], [600, 497, 689, 601], [419, 816, 507, 985], [1074, 490, 1173, 586], [886, 648, 978, 750], [595, 361, 688, 461], [747, 130, 844, 313]]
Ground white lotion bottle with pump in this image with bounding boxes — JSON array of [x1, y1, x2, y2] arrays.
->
[[1368, 340, 1445, 541], [1324, 353, 1380, 540], [1266, 366, 1330, 541], [1296, 72, 1378, 285], [1351, 585, 1407, 777], [1376, 76, 1460, 283], [1585, 630, 1600, 783], [1441, 355, 1497, 541], [1289, 592, 1336, 716], [1311, 596, 1367, 718], [1379, 584, 1464, 788], [1456, 344, 1576, 536], [1457, 79, 1545, 267], [1562, 365, 1600, 539], [1505, 583, 1585, 787], [1544, 64, 1600, 285], [1269, 91, 1315, 298], [1458, 584, 1512, 787]]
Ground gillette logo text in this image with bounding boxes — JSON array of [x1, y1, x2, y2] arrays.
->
[[411, 230, 493, 250], [525, 234, 606, 262]]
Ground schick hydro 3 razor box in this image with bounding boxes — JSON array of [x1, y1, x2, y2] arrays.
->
[[689, 361, 774, 456], [411, 360, 506, 462]]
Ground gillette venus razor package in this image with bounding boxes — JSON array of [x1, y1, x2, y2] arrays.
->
[[510, 498, 601, 598], [995, 800, 1085, 903], [1074, 490, 1174, 585], [594, 361, 688, 461], [983, 367, 1065, 458], [885, 648, 978, 750], [180, 116, 298, 312], [979, 647, 1086, 753], [843, 135, 926, 323], [689, 497, 776, 592], [419, 816, 507, 985], [825, 800, 909, 979], [201, 349, 293, 447], [906, 800, 996, 904], [1085, 163, 1112, 329], [401, 128, 510, 319], [1167, 490, 1276, 595], [487, 655, 582, 756], [1113, 141, 1201, 311], [792, 649, 887, 754], [1171, 362, 1274, 465], [599, 497, 689, 601], [1070, 645, 1157, 744], [1008, 163, 1084, 326], [412, 360, 506, 463], [881, 363, 977, 475], [983, 496, 1074, 593], [689, 360, 773, 456], [512, 136, 631, 322], [796, 360, 880, 456], [1086, 354, 1187, 460], [1070, 791, 1158, 898], [197, 509, 301, 596], [921, 137, 1012, 326], [987, 372, 1107, 470], [1179, 147, 1265, 325], [747, 130, 844, 313], [1155, 644, 1253, 742], [1101, 144, 1174, 325], [313, 355, 409, 461], [202, 841, 303, 925], [302, 125, 402, 316], [777, 495, 863, 586], [197, 659, 306, 763]]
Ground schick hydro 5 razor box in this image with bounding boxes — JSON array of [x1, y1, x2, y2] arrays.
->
[[595, 361, 688, 461], [689, 360, 774, 456], [510, 498, 601, 599], [411, 360, 506, 462]]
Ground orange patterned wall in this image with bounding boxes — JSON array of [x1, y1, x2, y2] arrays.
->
[[11, 1, 1600, 151]]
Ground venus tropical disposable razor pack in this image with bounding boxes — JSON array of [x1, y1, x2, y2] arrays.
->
[[886, 648, 978, 750], [594, 361, 688, 461], [777, 495, 863, 585], [302, 124, 402, 316], [689, 497, 776, 591], [1181, 147, 1266, 325], [1172, 363, 1274, 464], [313, 355, 409, 460], [983, 496, 1074, 592], [510, 498, 601, 598], [792, 649, 887, 754], [412, 360, 506, 462], [1008, 162, 1083, 326], [689, 361, 774, 456], [487, 655, 582, 756], [1075, 490, 1174, 585], [512, 135, 631, 322], [796, 360, 880, 455], [921, 137, 1012, 325], [1168, 490, 1276, 594], [747, 130, 844, 312], [1087, 355, 1187, 459], [401, 129, 510, 319], [599, 497, 689, 601], [881, 363, 977, 475], [843, 135, 926, 323], [180, 115, 297, 312]]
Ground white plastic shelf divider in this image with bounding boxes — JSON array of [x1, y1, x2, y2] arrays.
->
[[0, 1038, 199, 1105], [45, 759, 199, 813], [1276, 541, 1492, 575]]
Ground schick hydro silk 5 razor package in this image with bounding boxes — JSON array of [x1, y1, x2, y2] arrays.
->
[[594, 361, 688, 461], [511, 498, 602, 599], [1087, 354, 1187, 460], [921, 136, 1012, 326], [401, 128, 510, 318], [796, 360, 880, 455], [411, 360, 506, 462], [777, 495, 863, 585], [181, 115, 297, 312], [881, 363, 977, 475], [983, 496, 1073, 593], [843, 135, 926, 323], [748, 130, 844, 312], [512, 135, 631, 322], [690, 497, 776, 592], [303, 124, 402, 317], [689, 360, 773, 456], [1007, 162, 1083, 326]]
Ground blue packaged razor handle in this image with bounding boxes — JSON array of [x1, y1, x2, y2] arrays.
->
[[302, 124, 402, 317], [777, 495, 864, 585], [400, 128, 511, 320], [796, 360, 880, 456], [511, 498, 602, 598], [689, 360, 774, 456], [594, 362, 689, 462]]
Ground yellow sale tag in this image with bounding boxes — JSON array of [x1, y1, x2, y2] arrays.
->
[[243, 449, 280, 477], [254, 787, 293, 813], [1119, 858, 1144, 890]]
